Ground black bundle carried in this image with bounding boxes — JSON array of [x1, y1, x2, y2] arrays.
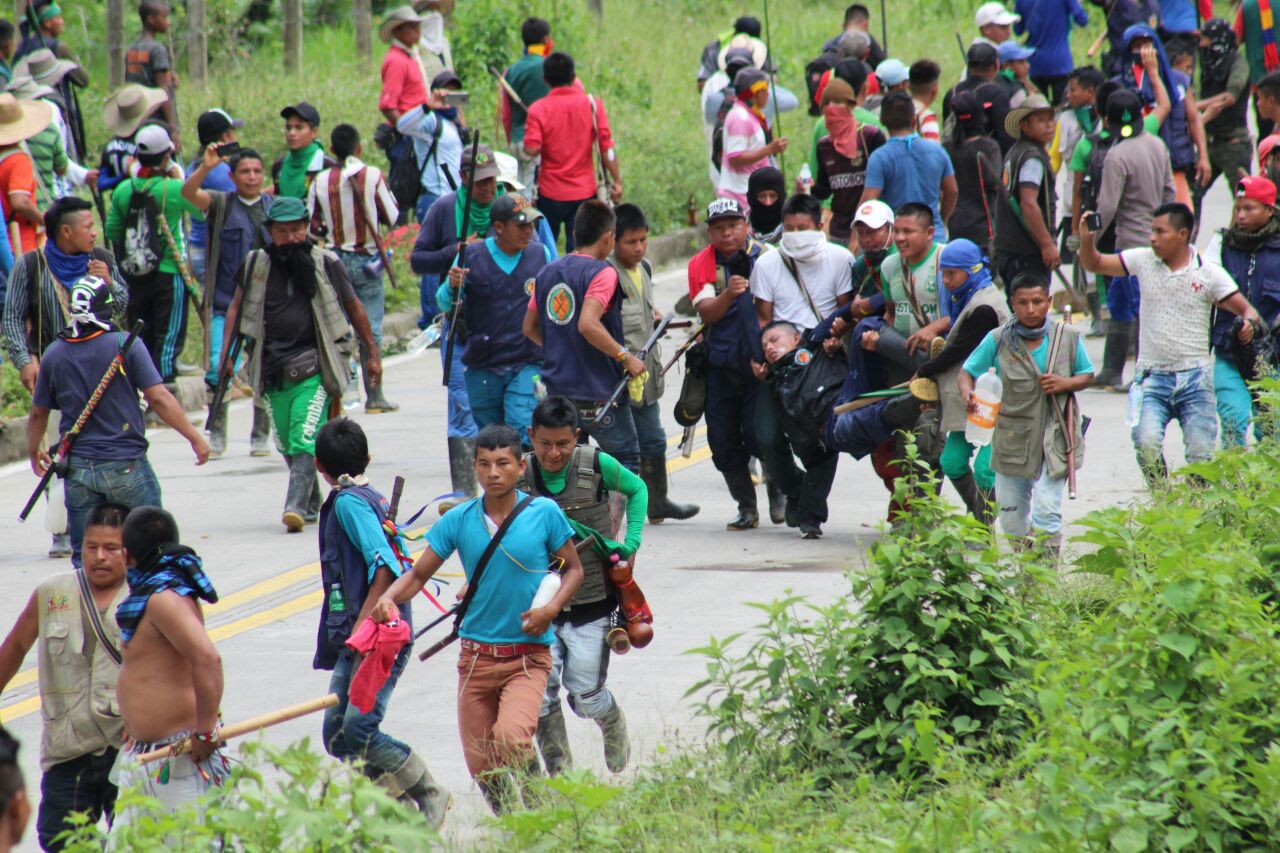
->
[[1229, 316, 1278, 385]]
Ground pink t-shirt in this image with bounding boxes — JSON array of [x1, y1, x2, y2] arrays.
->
[[379, 46, 427, 115], [719, 101, 770, 198], [527, 259, 619, 311]]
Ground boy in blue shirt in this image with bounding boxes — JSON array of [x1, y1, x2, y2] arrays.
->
[[311, 417, 451, 827], [959, 273, 1094, 555], [374, 423, 584, 814]]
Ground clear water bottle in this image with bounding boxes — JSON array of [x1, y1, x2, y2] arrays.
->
[[406, 317, 444, 355], [1125, 379, 1143, 428], [966, 368, 1002, 447], [363, 248, 393, 277], [522, 570, 561, 630], [532, 373, 547, 399], [797, 162, 814, 194]]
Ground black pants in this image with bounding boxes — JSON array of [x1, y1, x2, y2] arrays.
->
[[126, 267, 189, 384], [754, 385, 838, 525], [38, 748, 118, 851], [995, 251, 1049, 293], [537, 195, 593, 252], [704, 365, 758, 473], [1032, 74, 1069, 107]]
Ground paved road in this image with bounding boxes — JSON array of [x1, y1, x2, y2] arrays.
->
[[0, 179, 1229, 848]]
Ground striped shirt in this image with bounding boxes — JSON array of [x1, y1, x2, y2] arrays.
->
[[307, 157, 399, 255], [2, 249, 127, 368]]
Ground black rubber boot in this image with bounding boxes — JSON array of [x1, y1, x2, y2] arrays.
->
[[477, 770, 519, 816], [638, 457, 699, 522], [439, 437, 478, 514], [536, 706, 573, 777], [721, 466, 759, 531], [765, 476, 787, 525], [596, 703, 630, 773], [950, 472, 995, 526], [207, 409, 227, 458], [1086, 290, 1105, 338], [881, 393, 924, 431], [250, 403, 272, 456], [281, 453, 317, 532], [381, 751, 452, 830], [363, 369, 400, 414], [1094, 321, 1132, 389]]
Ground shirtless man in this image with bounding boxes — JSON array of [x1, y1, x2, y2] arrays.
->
[[113, 506, 226, 818]]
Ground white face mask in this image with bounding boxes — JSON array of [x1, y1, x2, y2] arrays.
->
[[779, 229, 827, 262]]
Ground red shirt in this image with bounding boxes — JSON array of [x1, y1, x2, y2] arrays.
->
[[524, 86, 614, 202], [379, 45, 427, 116], [0, 149, 38, 252]]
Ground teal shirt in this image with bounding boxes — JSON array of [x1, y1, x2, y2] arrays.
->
[[963, 326, 1095, 378], [425, 492, 573, 645], [333, 488, 406, 585]]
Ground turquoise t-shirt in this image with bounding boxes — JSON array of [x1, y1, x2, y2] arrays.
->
[[425, 491, 573, 645], [963, 326, 1095, 378]]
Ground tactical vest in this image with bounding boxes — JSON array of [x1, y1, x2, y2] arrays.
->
[[521, 446, 615, 612], [239, 246, 355, 399], [991, 321, 1086, 480], [995, 140, 1056, 257], [769, 343, 847, 465], [209, 193, 272, 314], [461, 238, 547, 372], [35, 573, 126, 771], [313, 483, 413, 671], [610, 257, 664, 406], [937, 287, 1011, 433], [1213, 233, 1280, 356], [534, 254, 623, 402]]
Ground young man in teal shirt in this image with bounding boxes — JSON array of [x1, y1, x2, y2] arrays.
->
[[374, 423, 583, 814]]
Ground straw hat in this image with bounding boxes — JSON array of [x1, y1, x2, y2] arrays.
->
[[13, 48, 80, 87], [1003, 93, 1053, 140], [7, 75, 57, 103], [717, 33, 767, 73], [102, 84, 169, 138], [379, 6, 426, 44], [0, 94, 52, 146]]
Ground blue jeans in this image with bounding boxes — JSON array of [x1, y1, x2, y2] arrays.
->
[[464, 363, 540, 440], [1214, 353, 1256, 448], [1131, 364, 1218, 483], [38, 748, 118, 852], [337, 250, 385, 347], [1107, 275, 1140, 323], [323, 646, 412, 775], [995, 465, 1066, 539], [416, 190, 442, 328], [441, 323, 478, 439], [64, 457, 162, 568], [630, 400, 668, 460], [540, 615, 614, 720], [189, 244, 207, 285], [578, 399, 641, 472]]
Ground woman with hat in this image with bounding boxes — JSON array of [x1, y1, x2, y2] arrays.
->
[[0, 92, 52, 252], [97, 83, 168, 192]]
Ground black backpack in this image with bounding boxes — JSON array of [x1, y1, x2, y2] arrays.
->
[[1080, 131, 1119, 252], [385, 119, 444, 226], [117, 181, 164, 278], [710, 95, 735, 171]]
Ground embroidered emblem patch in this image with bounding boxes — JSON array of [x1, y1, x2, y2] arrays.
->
[[524, 277, 536, 296], [795, 349, 812, 365], [546, 283, 575, 325], [46, 593, 70, 613]]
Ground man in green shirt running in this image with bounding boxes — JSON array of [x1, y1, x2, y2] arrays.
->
[[519, 395, 647, 779]]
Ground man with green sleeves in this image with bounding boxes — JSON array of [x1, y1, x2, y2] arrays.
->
[[218, 197, 382, 533], [271, 102, 338, 199]]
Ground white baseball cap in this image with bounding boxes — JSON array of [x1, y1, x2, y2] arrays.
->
[[134, 124, 173, 156], [975, 2, 1020, 28], [854, 200, 894, 230]]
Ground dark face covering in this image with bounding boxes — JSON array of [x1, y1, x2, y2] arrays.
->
[[747, 167, 785, 235], [266, 239, 317, 297]]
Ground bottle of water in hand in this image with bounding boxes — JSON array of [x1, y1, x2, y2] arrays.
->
[[966, 368, 1002, 447]]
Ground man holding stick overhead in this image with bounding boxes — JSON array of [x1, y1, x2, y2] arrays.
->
[[374, 424, 583, 815]]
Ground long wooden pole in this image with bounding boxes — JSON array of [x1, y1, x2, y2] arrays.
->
[[283, 0, 303, 74], [135, 694, 339, 763], [186, 0, 207, 87], [107, 0, 125, 88], [353, 0, 372, 65]]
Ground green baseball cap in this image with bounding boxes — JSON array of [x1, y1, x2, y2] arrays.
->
[[266, 196, 309, 223]]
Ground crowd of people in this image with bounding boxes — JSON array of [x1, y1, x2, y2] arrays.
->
[[0, 0, 1279, 847]]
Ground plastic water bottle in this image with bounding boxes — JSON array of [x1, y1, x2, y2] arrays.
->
[[522, 571, 561, 630], [1125, 380, 1143, 428], [532, 373, 547, 399], [362, 248, 392, 277], [406, 320, 443, 356], [328, 583, 346, 614], [966, 368, 1002, 446], [797, 163, 814, 194]]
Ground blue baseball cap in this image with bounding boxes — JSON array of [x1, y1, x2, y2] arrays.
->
[[997, 42, 1036, 62], [875, 59, 909, 87]]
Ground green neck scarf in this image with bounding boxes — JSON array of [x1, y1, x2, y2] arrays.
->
[[454, 185, 504, 240], [278, 141, 322, 199]]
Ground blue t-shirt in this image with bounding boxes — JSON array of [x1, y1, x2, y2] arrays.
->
[[185, 160, 234, 249], [425, 492, 573, 645], [32, 329, 164, 460], [963, 326, 1095, 378], [1158, 0, 1196, 33], [333, 489, 406, 583], [864, 136, 955, 236]]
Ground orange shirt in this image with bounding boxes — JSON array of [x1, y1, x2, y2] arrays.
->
[[0, 148, 38, 252]]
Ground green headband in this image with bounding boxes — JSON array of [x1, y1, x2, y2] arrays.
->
[[38, 3, 62, 23]]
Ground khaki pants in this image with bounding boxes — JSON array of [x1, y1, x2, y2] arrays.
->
[[456, 646, 551, 778]]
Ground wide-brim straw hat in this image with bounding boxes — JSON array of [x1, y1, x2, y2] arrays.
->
[[7, 76, 57, 102], [717, 33, 768, 72], [13, 48, 80, 87], [102, 84, 169, 138], [0, 94, 52, 146], [1004, 93, 1053, 140], [379, 6, 426, 43]]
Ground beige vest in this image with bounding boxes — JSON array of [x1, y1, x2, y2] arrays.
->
[[610, 258, 664, 406], [938, 287, 1011, 433], [35, 573, 126, 771], [239, 246, 355, 398]]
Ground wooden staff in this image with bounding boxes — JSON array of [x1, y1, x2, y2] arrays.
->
[[135, 694, 339, 763]]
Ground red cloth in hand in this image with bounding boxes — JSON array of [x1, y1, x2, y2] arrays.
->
[[344, 607, 411, 714]]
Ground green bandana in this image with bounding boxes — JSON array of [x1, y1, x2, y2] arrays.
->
[[454, 184, 505, 240], [38, 3, 61, 23], [278, 141, 322, 199]]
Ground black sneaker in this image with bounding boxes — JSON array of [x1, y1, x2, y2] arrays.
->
[[799, 522, 822, 540]]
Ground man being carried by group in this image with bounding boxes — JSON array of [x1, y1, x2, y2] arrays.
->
[[28, 277, 208, 567], [272, 102, 338, 200], [374, 424, 584, 814], [310, 418, 452, 827], [520, 396, 644, 777], [124, 1, 178, 148], [218, 197, 381, 532], [524, 201, 646, 472], [182, 143, 274, 457], [0, 504, 128, 850]]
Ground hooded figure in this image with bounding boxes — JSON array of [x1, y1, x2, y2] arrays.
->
[[938, 239, 995, 321], [1198, 18, 1238, 88], [747, 166, 785, 243], [1119, 24, 1195, 172]]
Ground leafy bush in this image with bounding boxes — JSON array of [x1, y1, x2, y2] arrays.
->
[[690, 453, 1044, 783], [60, 739, 434, 851]]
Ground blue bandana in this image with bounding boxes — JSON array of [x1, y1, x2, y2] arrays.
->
[[116, 545, 219, 644], [43, 241, 89, 286], [939, 238, 993, 321]]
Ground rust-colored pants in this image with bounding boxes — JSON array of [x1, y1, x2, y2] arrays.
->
[[456, 646, 552, 778], [871, 440, 909, 521]]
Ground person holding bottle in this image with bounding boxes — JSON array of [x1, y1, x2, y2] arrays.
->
[[958, 272, 1094, 556]]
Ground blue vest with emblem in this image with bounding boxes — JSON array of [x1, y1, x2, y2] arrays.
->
[[706, 241, 766, 372], [213, 194, 272, 313], [462, 238, 547, 371], [313, 483, 413, 671], [1214, 234, 1280, 355], [534, 254, 623, 401]]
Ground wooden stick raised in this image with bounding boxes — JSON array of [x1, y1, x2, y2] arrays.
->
[[135, 694, 339, 763]]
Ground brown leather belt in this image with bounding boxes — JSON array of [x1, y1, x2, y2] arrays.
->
[[460, 638, 547, 658]]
